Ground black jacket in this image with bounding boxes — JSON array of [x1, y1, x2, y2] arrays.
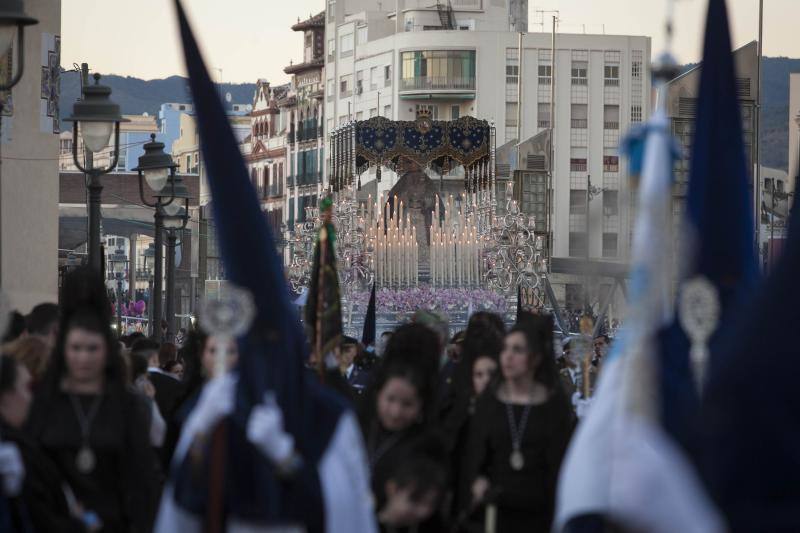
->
[[147, 370, 182, 422], [1, 421, 86, 533]]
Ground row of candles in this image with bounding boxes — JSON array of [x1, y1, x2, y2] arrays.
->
[[364, 193, 419, 287], [358, 191, 486, 287], [430, 194, 482, 287]]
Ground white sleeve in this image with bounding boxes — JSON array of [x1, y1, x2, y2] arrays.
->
[[318, 411, 378, 533], [154, 484, 202, 533], [150, 400, 167, 447]]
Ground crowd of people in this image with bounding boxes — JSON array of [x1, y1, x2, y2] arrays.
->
[[0, 267, 616, 533]]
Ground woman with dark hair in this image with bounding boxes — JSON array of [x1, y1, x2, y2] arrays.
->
[[0, 354, 88, 532], [360, 324, 447, 532], [463, 313, 574, 533], [27, 267, 159, 533]]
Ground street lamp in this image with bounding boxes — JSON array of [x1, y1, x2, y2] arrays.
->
[[65, 72, 128, 272], [0, 0, 38, 92], [109, 248, 128, 333], [160, 175, 190, 342], [142, 242, 155, 335], [134, 134, 178, 341], [583, 174, 608, 312]]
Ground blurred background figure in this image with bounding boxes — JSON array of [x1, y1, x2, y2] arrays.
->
[[464, 314, 574, 533], [25, 303, 60, 353]]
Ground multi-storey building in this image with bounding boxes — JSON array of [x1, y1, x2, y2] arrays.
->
[[665, 41, 758, 230], [247, 79, 289, 231], [59, 113, 159, 172], [324, 0, 650, 309], [159, 102, 194, 154], [284, 12, 326, 227]]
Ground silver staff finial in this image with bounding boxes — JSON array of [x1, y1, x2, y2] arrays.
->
[[199, 283, 256, 376]]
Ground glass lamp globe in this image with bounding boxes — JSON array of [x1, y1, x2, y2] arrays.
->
[[81, 121, 114, 153], [163, 201, 182, 217], [144, 167, 169, 193]]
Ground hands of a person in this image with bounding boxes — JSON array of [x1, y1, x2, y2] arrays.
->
[[189, 373, 237, 435], [246, 392, 295, 465], [0, 442, 24, 497], [573, 393, 594, 419], [471, 476, 490, 505]]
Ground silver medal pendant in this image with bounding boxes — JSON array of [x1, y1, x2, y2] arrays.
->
[[76, 445, 96, 474], [510, 449, 525, 471]]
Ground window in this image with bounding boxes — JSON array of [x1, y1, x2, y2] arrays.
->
[[631, 105, 642, 123], [327, 0, 335, 22], [369, 108, 377, 118], [571, 61, 588, 85], [602, 233, 618, 258], [604, 65, 620, 86], [384, 65, 392, 86], [571, 104, 588, 129], [384, 104, 392, 118], [506, 48, 519, 84], [570, 158, 587, 172], [631, 60, 642, 79], [340, 33, 354, 57], [326, 78, 335, 100], [356, 111, 364, 120], [538, 103, 550, 128], [370, 67, 378, 90], [569, 232, 588, 257], [339, 74, 352, 97], [356, 70, 364, 93], [327, 39, 335, 61], [451, 105, 460, 119], [357, 26, 368, 45], [603, 156, 619, 173], [565, 284, 584, 309], [604, 105, 619, 130], [603, 190, 619, 216], [399, 50, 476, 90], [570, 190, 587, 214], [179, 105, 186, 111], [506, 102, 518, 127], [538, 64, 552, 85]]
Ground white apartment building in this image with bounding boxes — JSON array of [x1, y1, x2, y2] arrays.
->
[[324, 0, 650, 278]]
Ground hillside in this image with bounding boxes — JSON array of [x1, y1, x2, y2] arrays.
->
[[59, 70, 256, 129], [59, 57, 798, 170]]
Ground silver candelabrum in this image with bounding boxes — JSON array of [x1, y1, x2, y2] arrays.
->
[[287, 186, 373, 297], [483, 181, 548, 298]]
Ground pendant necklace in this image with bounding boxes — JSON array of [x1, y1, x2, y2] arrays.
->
[[505, 400, 532, 472], [68, 393, 103, 474]]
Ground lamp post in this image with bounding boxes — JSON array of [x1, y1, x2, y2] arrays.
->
[[0, 1, 38, 92], [109, 248, 128, 333], [142, 243, 155, 335], [65, 72, 128, 272], [584, 174, 607, 312], [133, 134, 178, 341], [161, 176, 190, 342]]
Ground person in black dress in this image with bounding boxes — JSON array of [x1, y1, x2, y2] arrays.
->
[[464, 313, 574, 533], [0, 354, 88, 532], [360, 324, 448, 532], [27, 267, 160, 533]]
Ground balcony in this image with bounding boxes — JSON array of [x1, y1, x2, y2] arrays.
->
[[399, 76, 476, 92], [399, 50, 475, 96], [571, 119, 588, 129]]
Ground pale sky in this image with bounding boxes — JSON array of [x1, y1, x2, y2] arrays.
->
[[61, 0, 800, 84]]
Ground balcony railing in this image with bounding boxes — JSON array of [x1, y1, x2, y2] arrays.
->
[[604, 121, 619, 130], [604, 78, 620, 87], [399, 76, 475, 92], [571, 119, 588, 129], [571, 77, 588, 86], [538, 120, 551, 128]]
